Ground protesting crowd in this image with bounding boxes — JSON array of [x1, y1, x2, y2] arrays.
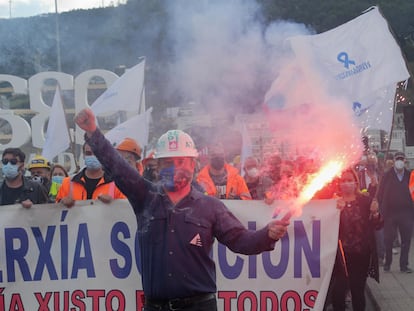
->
[[0, 108, 412, 311]]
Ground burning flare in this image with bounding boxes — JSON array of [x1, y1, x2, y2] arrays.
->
[[296, 160, 344, 206], [280, 160, 344, 220]]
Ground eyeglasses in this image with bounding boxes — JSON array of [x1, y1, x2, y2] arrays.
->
[[2, 158, 18, 165]]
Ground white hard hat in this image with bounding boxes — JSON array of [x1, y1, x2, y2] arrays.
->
[[155, 130, 198, 158]]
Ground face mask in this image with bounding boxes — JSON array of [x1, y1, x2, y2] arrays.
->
[[210, 157, 225, 170], [52, 175, 64, 184], [394, 160, 405, 170], [85, 155, 102, 170], [339, 181, 356, 195], [247, 168, 259, 178], [2, 163, 19, 179], [159, 165, 192, 192]]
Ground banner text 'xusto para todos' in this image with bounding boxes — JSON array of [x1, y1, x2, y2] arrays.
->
[[0, 199, 339, 310]]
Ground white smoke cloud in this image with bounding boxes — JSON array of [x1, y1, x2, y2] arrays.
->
[[164, 0, 363, 183], [164, 0, 311, 116]]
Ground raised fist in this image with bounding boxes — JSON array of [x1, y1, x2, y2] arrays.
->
[[74, 108, 97, 133]]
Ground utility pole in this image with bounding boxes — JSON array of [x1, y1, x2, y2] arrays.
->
[[55, 0, 62, 71]]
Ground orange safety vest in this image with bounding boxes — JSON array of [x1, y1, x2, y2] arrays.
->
[[56, 170, 126, 202], [409, 170, 414, 201], [197, 163, 252, 200]]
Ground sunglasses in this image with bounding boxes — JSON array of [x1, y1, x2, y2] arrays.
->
[[2, 158, 19, 165]]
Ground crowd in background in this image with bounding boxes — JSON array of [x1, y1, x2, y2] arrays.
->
[[1, 134, 412, 311]]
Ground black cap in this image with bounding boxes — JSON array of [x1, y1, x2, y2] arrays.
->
[[394, 151, 405, 160]]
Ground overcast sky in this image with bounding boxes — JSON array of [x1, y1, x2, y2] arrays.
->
[[0, 0, 125, 19]]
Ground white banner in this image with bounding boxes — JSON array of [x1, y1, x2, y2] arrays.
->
[[0, 199, 339, 310]]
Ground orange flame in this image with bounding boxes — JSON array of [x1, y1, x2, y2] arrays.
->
[[298, 160, 344, 203], [289, 160, 344, 216]]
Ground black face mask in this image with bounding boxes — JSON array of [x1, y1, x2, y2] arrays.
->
[[210, 157, 225, 170]]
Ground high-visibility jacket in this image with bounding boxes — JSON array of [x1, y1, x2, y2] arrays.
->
[[409, 170, 414, 201], [197, 163, 252, 200], [55, 168, 126, 202], [49, 181, 62, 201]]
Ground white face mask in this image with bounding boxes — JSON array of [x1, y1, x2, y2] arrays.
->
[[247, 168, 259, 178], [394, 160, 405, 170]]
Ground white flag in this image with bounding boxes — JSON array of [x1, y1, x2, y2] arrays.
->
[[42, 86, 70, 161], [351, 83, 397, 132], [289, 6, 409, 99], [91, 60, 145, 115], [139, 87, 146, 114], [287, 6, 409, 132], [105, 107, 153, 149]]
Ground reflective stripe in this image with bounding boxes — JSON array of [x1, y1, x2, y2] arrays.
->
[[109, 182, 115, 198]]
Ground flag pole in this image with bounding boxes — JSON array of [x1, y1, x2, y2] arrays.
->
[[58, 85, 80, 172]]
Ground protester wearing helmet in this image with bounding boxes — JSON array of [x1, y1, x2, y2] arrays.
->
[[116, 137, 143, 174], [75, 108, 290, 310], [154, 129, 200, 195], [28, 155, 52, 193]]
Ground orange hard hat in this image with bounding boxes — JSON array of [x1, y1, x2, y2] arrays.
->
[[116, 138, 142, 160], [142, 151, 155, 166]]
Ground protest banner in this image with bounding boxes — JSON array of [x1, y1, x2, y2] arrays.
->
[[0, 199, 338, 310]]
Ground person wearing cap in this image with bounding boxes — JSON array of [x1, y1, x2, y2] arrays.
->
[[28, 155, 53, 194], [74, 108, 290, 311], [197, 144, 252, 200], [0, 148, 49, 207], [116, 137, 143, 174], [377, 151, 414, 273], [243, 156, 273, 201], [56, 141, 126, 207]]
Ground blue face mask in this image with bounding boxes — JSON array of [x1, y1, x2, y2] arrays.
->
[[52, 175, 64, 184], [2, 163, 19, 179], [159, 165, 175, 191], [159, 164, 192, 192], [84, 155, 102, 170]]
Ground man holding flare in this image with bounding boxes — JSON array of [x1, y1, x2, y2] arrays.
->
[[74, 108, 290, 311]]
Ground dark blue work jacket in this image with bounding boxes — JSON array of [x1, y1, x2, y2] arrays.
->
[[87, 130, 276, 300]]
